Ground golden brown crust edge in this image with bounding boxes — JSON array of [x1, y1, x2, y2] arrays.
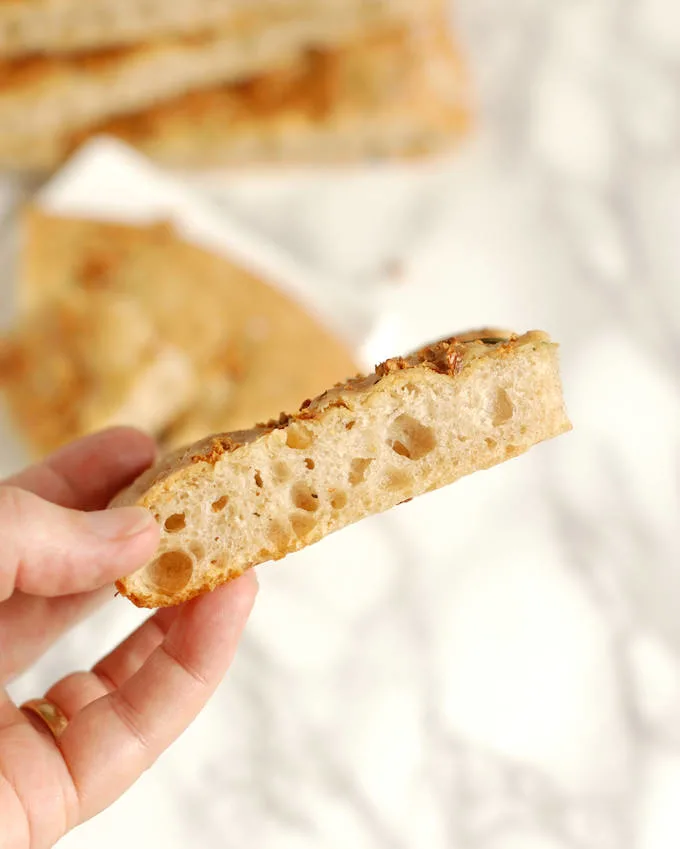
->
[[113, 329, 569, 608]]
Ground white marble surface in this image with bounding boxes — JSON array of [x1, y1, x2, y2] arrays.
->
[[2, 0, 680, 846]]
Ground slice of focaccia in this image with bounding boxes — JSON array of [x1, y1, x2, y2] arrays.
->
[[0, 17, 470, 171], [113, 330, 571, 608], [0, 290, 196, 455], [0, 0, 418, 58], [0, 0, 417, 140]]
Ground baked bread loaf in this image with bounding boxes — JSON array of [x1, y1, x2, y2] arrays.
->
[[0, 0, 417, 58], [20, 209, 357, 448], [0, 289, 195, 455], [0, 19, 470, 171], [0, 0, 413, 140], [113, 330, 572, 608]]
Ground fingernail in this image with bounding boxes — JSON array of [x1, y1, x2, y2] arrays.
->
[[84, 507, 156, 540]]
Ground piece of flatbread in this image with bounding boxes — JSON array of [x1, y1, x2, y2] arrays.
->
[[112, 330, 572, 609], [0, 289, 196, 455], [0, 0, 418, 58], [18, 209, 358, 450], [0, 0, 419, 140], [0, 19, 471, 171]]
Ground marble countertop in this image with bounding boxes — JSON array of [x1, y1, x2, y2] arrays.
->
[[2, 0, 680, 847]]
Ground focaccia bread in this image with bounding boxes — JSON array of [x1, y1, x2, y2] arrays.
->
[[0, 290, 196, 455], [21, 209, 358, 446], [0, 0, 416, 140], [113, 331, 571, 608], [0, 0, 418, 58], [0, 19, 470, 171]]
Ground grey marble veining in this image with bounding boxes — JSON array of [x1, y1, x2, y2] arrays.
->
[[1, 0, 680, 847]]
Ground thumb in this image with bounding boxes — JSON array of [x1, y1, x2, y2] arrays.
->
[[0, 486, 159, 601]]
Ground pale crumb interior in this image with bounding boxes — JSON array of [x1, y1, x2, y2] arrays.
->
[[130, 344, 567, 604]]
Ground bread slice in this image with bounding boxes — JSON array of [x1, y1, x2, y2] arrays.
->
[[0, 0, 416, 140], [112, 331, 572, 608], [21, 209, 358, 446], [0, 290, 196, 455], [0, 0, 418, 58], [0, 19, 470, 171]]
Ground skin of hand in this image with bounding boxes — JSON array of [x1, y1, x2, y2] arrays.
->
[[0, 427, 258, 849]]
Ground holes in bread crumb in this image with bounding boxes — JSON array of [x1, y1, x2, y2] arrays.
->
[[305, 458, 315, 470], [485, 438, 497, 449], [254, 471, 263, 488], [164, 513, 186, 533], [286, 423, 314, 450], [268, 520, 290, 553], [148, 550, 193, 595], [506, 444, 520, 457], [290, 512, 316, 539], [492, 388, 514, 426], [331, 491, 348, 510], [345, 420, 356, 431], [291, 482, 319, 512], [190, 543, 204, 559], [349, 458, 373, 486], [212, 495, 229, 512], [273, 461, 291, 483], [257, 548, 273, 561], [520, 425, 528, 435], [384, 468, 412, 492], [387, 415, 436, 461], [404, 383, 418, 396]]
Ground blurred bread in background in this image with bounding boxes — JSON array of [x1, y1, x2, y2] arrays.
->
[[0, 0, 418, 57], [0, 209, 357, 456], [0, 1, 470, 171], [0, 1, 420, 143]]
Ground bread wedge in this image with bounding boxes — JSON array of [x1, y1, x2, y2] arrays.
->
[[0, 290, 196, 455], [113, 330, 571, 608], [0, 19, 470, 171], [0, 0, 418, 58], [0, 0, 416, 140], [20, 209, 358, 446]]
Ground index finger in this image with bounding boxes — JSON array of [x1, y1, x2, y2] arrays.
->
[[4, 427, 157, 511], [59, 572, 258, 822]]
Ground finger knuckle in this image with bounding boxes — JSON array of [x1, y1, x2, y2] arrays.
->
[[108, 690, 151, 753]]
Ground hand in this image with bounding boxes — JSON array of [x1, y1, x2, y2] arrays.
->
[[0, 428, 258, 849]]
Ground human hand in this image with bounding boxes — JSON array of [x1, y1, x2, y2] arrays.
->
[[0, 428, 258, 849]]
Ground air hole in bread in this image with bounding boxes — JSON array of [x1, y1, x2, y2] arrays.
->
[[258, 549, 273, 561], [384, 468, 412, 492], [164, 513, 186, 532], [520, 425, 528, 435], [212, 495, 229, 512], [404, 383, 419, 396], [485, 438, 497, 449], [190, 543, 205, 559], [148, 550, 193, 594], [492, 388, 514, 426], [286, 423, 314, 450], [331, 491, 348, 510], [349, 458, 373, 486], [305, 458, 315, 470], [506, 444, 519, 457], [268, 520, 290, 552], [387, 415, 436, 461], [291, 512, 316, 539], [273, 461, 291, 483], [345, 420, 356, 431], [254, 471, 263, 488], [291, 482, 320, 512]]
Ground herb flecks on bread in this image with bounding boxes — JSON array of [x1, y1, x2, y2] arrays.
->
[[113, 330, 571, 609]]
